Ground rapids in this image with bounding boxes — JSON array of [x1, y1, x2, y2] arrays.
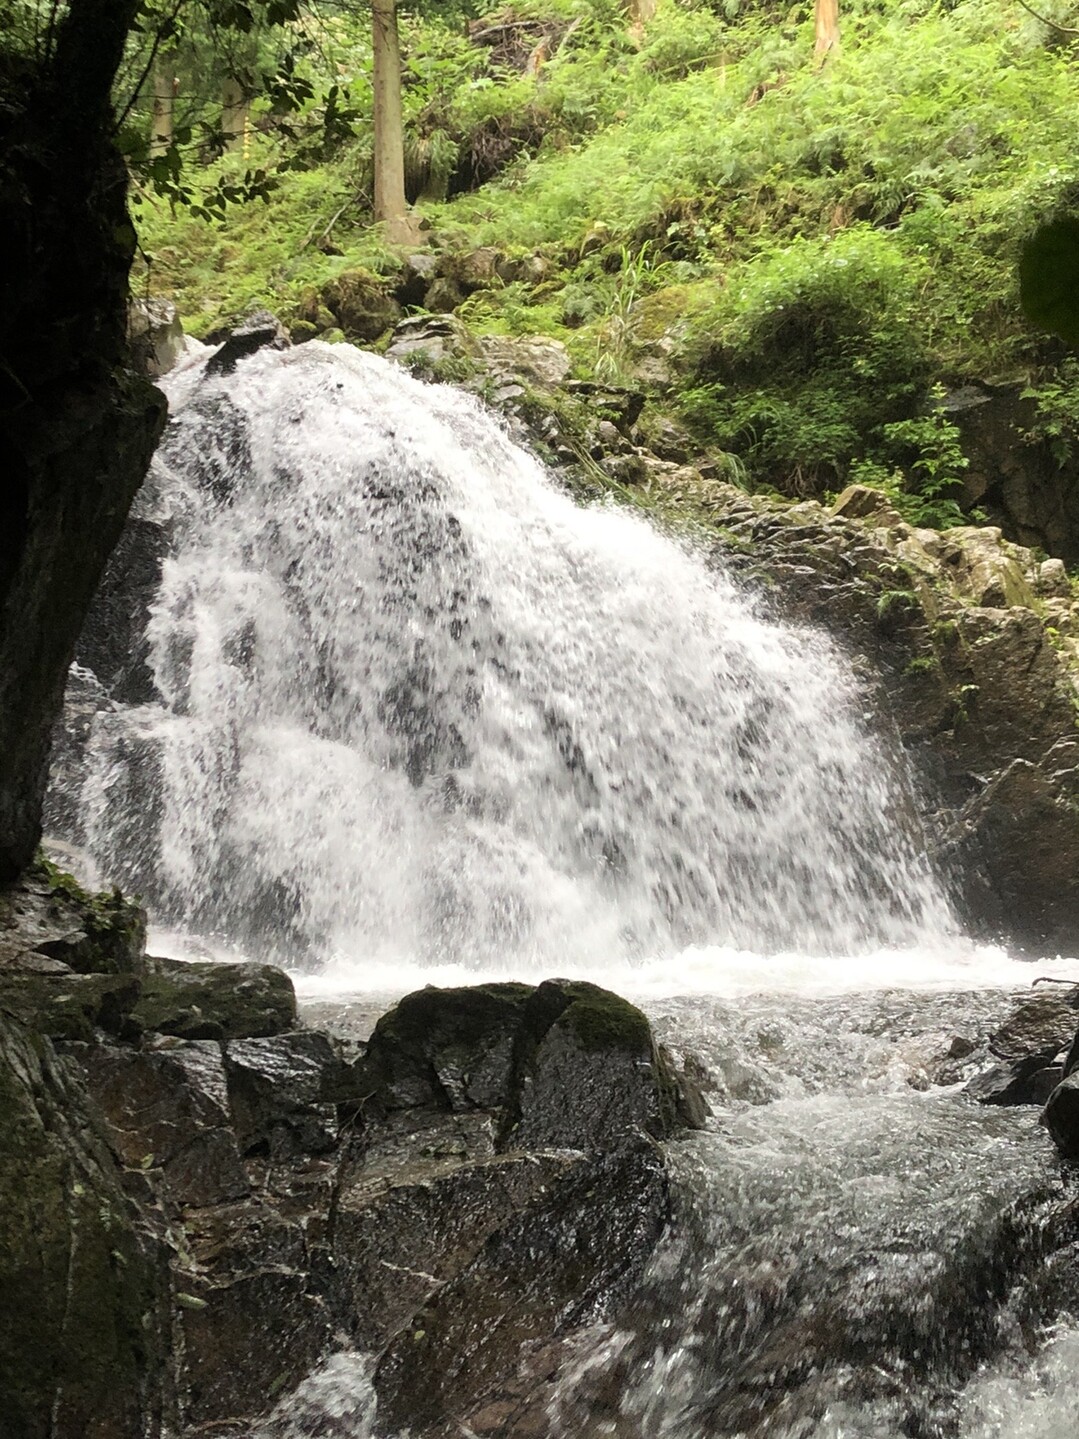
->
[[52, 338, 1079, 1437]]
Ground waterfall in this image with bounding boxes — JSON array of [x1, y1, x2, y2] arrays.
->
[[71, 339, 954, 975]]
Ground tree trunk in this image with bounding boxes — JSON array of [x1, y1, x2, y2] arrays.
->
[[371, 0, 419, 244], [814, 0, 840, 59], [221, 74, 249, 154], [627, 0, 658, 43], [150, 60, 175, 157]]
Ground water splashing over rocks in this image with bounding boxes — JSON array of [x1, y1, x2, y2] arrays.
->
[[72, 340, 953, 972]]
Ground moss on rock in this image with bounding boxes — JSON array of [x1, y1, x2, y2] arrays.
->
[[0, 856, 146, 975]]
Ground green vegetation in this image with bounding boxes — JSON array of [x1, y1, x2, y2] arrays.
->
[[136, 0, 1079, 517]]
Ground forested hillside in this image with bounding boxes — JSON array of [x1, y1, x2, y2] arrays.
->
[[134, 0, 1079, 517]]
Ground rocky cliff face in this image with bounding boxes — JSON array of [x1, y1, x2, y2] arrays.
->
[[0, 4, 166, 880]]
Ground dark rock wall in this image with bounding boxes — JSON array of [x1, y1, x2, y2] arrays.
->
[[0, 0, 166, 878]]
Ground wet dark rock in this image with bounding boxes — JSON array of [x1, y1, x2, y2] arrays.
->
[[373, 1140, 669, 1436], [333, 1145, 577, 1354], [205, 310, 291, 377], [163, 1126, 251, 1207], [0, 967, 141, 1041], [72, 1038, 232, 1170], [988, 990, 1079, 1064], [360, 981, 533, 1113], [1043, 1072, 1079, 1160], [0, 936, 689, 1438], [176, 1201, 338, 1428], [357, 978, 701, 1145], [511, 980, 686, 1148], [131, 956, 297, 1041], [965, 1059, 1060, 1107], [0, 1015, 170, 1439], [224, 1030, 342, 1156], [964, 989, 1078, 1105]]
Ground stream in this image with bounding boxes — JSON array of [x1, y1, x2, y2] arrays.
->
[[53, 338, 1079, 1436]]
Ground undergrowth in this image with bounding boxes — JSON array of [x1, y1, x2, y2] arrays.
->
[[137, 0, 1079, 515]]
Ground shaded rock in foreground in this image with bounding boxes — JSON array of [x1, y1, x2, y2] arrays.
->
[[0, 1014, 169, 1439]]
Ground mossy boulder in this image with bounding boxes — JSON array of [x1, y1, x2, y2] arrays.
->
[[510, 979, 692, 1149], [131, 956, 296, 1042], [0, 858, 146, 975], [320, 269, 402, 342], [0, 1015, 169, 1439], [357, 978, 703, 1148]]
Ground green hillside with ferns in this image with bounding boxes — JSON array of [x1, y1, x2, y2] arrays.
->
[[138, 0, 1079, 508]]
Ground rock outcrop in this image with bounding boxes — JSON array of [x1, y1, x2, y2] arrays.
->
[[0, 2, 166, 879]]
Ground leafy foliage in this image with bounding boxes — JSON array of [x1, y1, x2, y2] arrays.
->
[[136, 0, 1079, 521]]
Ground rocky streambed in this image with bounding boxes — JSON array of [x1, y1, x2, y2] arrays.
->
[[0, 859, 702, 1438], [6, 858, 1079, 1438]]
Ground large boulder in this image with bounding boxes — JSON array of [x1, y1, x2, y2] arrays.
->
[[357, 978, 701, 1144]]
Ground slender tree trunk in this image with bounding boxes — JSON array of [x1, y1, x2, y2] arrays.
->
[[814, 0, 840, 59], [627, 0, 658, 44], [371, 0, 418, 243], [221, 74, 249, 154], [150, 60, 175, 157]]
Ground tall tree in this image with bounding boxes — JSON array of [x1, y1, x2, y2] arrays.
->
[[814, 0, 840, 59], [371, 0, 420, 241]]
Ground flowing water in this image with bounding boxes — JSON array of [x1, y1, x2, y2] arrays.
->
[[53, 339, 1079, 1436]]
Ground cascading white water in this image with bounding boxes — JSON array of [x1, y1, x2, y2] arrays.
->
[[58, 337, 1079, 1439], [75, 339, 955, 976]]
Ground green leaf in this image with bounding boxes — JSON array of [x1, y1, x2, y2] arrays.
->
[[1020, 217, 1079, 347]]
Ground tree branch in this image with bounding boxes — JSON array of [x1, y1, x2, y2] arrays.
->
[[1015, 0, 1079, 35]]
